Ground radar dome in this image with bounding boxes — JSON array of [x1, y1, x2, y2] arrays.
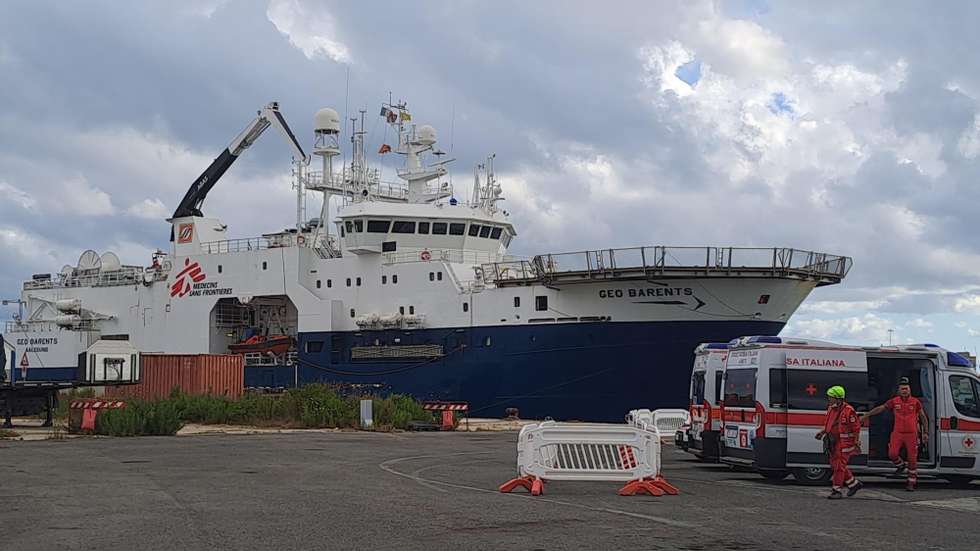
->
[[314, 108, 341, 134], [416, 125, 437, 146]]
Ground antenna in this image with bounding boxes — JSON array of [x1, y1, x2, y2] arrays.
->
[[449, 103, 456, 153]]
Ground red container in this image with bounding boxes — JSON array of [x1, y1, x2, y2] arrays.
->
[[106, 354, 243, 400]]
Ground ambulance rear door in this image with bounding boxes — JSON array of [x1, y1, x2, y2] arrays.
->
[[783, 348, 869, 468], [942, 372, 980, 470]]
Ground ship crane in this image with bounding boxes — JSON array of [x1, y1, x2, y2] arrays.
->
[[171, 101, 309, 225]]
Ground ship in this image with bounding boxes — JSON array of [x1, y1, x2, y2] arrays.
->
[[2, 99, 851, 421]]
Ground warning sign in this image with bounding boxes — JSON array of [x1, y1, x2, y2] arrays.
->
[[20, 353, 28, 378]]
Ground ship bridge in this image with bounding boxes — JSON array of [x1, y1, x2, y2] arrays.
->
[[481, 246, 852, 287]]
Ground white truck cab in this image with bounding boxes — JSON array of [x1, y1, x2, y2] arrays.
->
[[718, 336, 980, 486], [679, 343, 728, 460]]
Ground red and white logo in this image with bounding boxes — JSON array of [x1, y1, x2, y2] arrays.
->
[[170, 258, 206, 298], [420, 249, 432, 261], [177, 223, 194, 244], [964, 436, 976, 450]]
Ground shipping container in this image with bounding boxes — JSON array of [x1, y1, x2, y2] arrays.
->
[[106, 354, 243, 400]]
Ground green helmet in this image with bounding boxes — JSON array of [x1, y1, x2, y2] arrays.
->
[[826, 385, 846, 399]]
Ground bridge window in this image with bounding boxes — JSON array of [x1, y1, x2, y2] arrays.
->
[[490, 227, 503, 239], [262, 261, 267, 270], [345, 221, 353, 233], [468, 224, 481, 237], [418, 222, 430, 234], [354, 220, 363, 232], [479, 225, 492, 238], [463, 302, 469, 312], [392, 221, 416, 234], [449, 223, 466, 235], [409, 306, 415, 315], [382, 275, 387, 284], [514, 297, 521, 308], [316, 279, 321, 289], [367, 220, 391, 233], [340, 227, 345, 237], [535, 296, 548, 311], [399, 306, 405, 315], [432, 222, 448, 235]]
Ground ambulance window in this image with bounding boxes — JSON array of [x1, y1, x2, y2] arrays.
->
[[692, 372, 706, 403], [787, 371, 872, 412], [714, 371, 724, 404], [949, 376, 980, 418], [769, 369, 787, 408], [723, 369, 756, 408]]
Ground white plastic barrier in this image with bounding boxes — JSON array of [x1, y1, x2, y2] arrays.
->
[[651, 408, 691, 436], [500, 421, 678, 496]]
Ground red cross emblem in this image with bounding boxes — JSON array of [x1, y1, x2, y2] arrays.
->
[[805, 384, 817, 396], [964, 436, 975, 450]]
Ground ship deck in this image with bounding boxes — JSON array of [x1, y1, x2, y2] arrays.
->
[[483, 246, 852, 287]]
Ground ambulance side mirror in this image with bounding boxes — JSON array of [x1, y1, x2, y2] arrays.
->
[[950, 417, 959, 430]]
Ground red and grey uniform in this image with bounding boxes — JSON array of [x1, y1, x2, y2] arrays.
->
[[826, 402, 861, 491], [886, 395, 923, 486]]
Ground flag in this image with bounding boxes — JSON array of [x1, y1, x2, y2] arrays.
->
[[399, 111, 412, 122], [378, 144, 392, 154], [386, 110, 398, 123], [380, 106, 389, 118]]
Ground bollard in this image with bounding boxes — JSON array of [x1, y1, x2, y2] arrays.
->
[[360, 399, 373, 429]]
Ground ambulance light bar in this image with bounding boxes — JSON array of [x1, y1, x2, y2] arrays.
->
[[948, 351, 973, 368]]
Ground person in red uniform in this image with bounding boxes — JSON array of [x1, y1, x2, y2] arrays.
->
[[863, 377, 929, 491], [815, 385, 863, 499]]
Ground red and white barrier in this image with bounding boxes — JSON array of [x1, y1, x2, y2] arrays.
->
[[499, 421, 678, 497]]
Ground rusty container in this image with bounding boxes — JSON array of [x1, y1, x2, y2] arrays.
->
[[106, 354, 243, 400]]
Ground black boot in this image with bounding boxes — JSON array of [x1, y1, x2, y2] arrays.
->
[[846, 480, 864, 497], [828, 489, 844, 499]]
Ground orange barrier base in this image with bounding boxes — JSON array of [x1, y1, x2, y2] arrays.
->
[[618, 476, 679, 497], [499, 475, 544, 496]]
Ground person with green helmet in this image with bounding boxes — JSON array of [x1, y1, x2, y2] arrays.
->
[[815, 385, 864, 499]]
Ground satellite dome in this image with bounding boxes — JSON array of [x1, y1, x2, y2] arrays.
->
[[314, 108, 341, 134], [416, 125, 437, 146]]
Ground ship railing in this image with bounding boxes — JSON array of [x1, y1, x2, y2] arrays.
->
[[305, 169, 410, 200], [23, 266, 146, 290], [382, 248, 504, 266], [481, 246, 852, 286]]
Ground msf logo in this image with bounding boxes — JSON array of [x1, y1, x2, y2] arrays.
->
[[170, 258, 206, 298], [177, 223, 194, 244]]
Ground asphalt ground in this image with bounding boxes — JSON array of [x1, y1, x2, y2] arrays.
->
[[1, 432, 978, 551]]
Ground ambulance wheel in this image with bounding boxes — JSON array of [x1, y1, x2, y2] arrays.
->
[[760, 469, 790, 481], [943, 475, 976, 488], [792, 467, 832, 485]]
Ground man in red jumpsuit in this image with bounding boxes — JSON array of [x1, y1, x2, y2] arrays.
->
[[815, 385, 863, 499], [863, 377, 928, 491]]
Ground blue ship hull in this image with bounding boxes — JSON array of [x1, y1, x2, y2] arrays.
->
[[247, 320, 784, 422]]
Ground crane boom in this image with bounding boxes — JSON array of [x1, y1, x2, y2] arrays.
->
[[171, 101, 308, 221]]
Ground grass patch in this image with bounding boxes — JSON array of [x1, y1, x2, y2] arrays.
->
[[90, 385, 435, 436], [52, 387, 97, 419]]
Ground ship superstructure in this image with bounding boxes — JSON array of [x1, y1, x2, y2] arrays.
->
[[5, 100, 852, 421]]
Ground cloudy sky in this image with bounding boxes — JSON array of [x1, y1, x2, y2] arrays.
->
[[2, 0, 980, 351]]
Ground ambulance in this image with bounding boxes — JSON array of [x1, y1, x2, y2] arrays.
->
[[678, 343, 728, 460], [719, 336, 980, 486]]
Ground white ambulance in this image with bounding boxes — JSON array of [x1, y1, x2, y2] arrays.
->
[[718, 336, 980, 486], [679, 343, 728, 460]]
